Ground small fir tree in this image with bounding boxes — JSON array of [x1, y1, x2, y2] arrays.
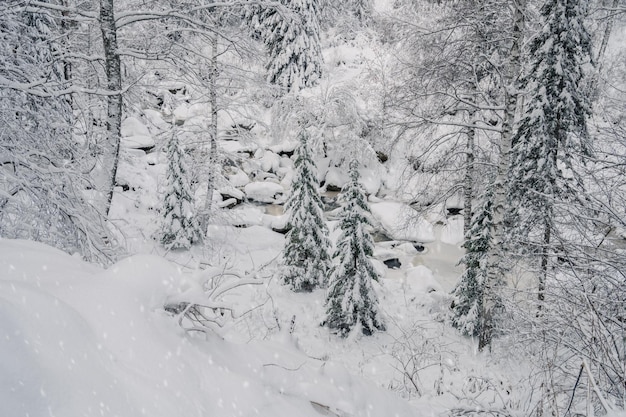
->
[[159, 133, 203, 249], [282, 129, 331, 292], [324, 159, 385, 337], [451, 185, 503, 350]]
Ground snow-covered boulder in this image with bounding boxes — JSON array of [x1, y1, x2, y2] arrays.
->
[[324, 166, 381, 195], [121, 117, 155, 150], [122, 135, 156, 150], [143, 109, 170, 132], [268, 141, 297, 157], [121, 116, 151, 137], [226, 168, 251, 188], [258, 150, 281, 174], [244, 181, 285, 203], [404, 265, 443, 293], [370, 202, 435, 242], [219, 186, 245, 203], [230, 206, 265, 227]]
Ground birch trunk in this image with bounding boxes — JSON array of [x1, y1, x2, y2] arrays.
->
[[463, 108, 476, 237], [100, 0, 123, 216], [487, 0, 525, 276], [478, 0, 526, 350], [202, 28, 219, 234]]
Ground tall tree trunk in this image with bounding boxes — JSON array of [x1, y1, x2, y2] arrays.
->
[[487, 0, 525, 276], [538, 218, 551, 306], [100, 0, 122, 216], [590, 0, 620, 97], [202, 27, 219, 234], [463, 108, 476, 237], [60, 0, 73, 107], [478, 0, 526, 350]]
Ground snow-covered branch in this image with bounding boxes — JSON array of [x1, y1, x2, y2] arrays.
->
[[164, 268, 265, 333]]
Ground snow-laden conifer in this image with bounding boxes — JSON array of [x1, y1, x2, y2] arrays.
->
[[282, 129, 331, 292], [509, 0, 592, 301], [159, 132, 203, 249], [510, 0, 592, 211], [324, 159, 385, 337], [252, 0, 323, 92], [451, 185, 502, 349]]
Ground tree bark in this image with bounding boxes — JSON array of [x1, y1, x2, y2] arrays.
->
[[538, 218, 551, 306], [202, 21, 219, 234], [100, 0, 123, 216], [487, 0, 525, 278], [463, 107, 476, 237], [479, 0, 526, 350], [590, 0, 620, 97]]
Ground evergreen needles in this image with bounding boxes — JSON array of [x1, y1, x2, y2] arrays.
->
[[324, 159, 385, 337], [159, 132, 203, 250], [282, 129, 331, 291]]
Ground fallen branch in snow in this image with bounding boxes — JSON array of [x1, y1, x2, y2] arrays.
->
[[164, 267, 266, 334], [449, 407, 513, 417], [262, 362, 305, 372], [309, 401, 346, 417]]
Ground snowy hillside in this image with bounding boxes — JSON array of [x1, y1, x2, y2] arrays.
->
[[0, 239, 421, 417]]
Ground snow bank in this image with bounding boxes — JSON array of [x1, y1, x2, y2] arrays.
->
[[440, 216, 465, 245], [403, 265, 443, 293], [370, 202, 435, 242], [244, 181, 285, 203], [121, 116, 156, 149], [0, 238, 418, 417]]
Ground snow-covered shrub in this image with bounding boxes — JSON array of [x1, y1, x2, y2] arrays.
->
[[0, 5, 117, 264]]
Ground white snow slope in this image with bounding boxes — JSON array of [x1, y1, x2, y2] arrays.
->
[[0, 238, 420, 417]]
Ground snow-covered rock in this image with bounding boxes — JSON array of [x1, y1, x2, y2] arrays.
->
[[122, 135, 156, 150], [260, 150, 281, 174], [226, 168, 251, 188], [121, 117, 156, 150], [244, 181, 285, 203], [143, 109, 170, 132], [370, 202, 435, 242], [403, 265, 442, 293], [219, 186, 245, 203], [121, 116, 151, 137]]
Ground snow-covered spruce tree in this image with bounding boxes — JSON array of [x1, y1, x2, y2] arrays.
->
[[344, 0, 374, 22], [252, 0, 323, 92], [159, 132, 203, 250], [324, 159, 385, 337], [509, 0, 592, 303], [282, 129, 331, 292], [451, 184, 503, 350]]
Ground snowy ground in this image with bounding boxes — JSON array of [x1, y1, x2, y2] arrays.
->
[[1, 174, 519, 417], [0, 238, 422, 417]]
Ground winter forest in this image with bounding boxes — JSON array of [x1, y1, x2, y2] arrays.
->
[[1, 0, 625, 416]]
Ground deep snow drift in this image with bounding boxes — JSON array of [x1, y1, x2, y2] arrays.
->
[[0, 238, 424, 417]]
